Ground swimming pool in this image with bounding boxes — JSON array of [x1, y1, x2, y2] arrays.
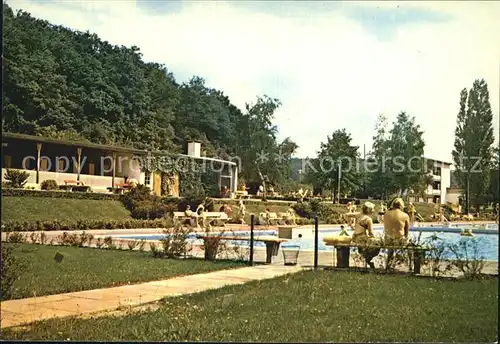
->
[[115, 224, 499, 262]]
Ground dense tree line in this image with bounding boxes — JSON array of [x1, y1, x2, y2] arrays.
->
[[305, 113, 430, 202], [2, 4, 297, 189]]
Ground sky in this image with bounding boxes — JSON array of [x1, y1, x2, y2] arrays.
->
[[7, 0, 500, 163]]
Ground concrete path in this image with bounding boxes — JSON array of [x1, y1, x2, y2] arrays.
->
[[0, 264, 304, 329]]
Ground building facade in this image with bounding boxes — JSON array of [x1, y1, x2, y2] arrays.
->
[[408, 158, 453, 204], [1, 132, 238, 196]]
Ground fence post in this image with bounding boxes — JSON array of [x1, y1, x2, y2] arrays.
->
[[314, 216, 319, 269], [249, 214, 255, 266]]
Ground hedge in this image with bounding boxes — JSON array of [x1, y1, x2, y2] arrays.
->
[[1, 188, 122, 200], [2, 218, 174, 232]]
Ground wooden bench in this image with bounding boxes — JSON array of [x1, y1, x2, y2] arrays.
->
[[325, 242, 433, 274], [258, 212, 292, 226], [234, 190, 251, 199], [197, 235, 287, 263], [63, 179, 84, 186], [201, 212, 229, 226], [60, 180, 91, 192], [173, 211, 200, 229]]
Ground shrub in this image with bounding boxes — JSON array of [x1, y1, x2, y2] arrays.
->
[[103, 236, 115, 249], [29, 232, 40, 244], [1, 218, 174, 232], [160, 226, 191, 258], [149, 242, 164, 258], [421, 233, 453, 277], [5, 232, 27, 243], [127, 240, 139, 250], [39, 231, 48, 245], [4, 169, 30, 188], [292, 202, 313, 218], [40, 179, 58, 190], [448, 237, 486, 280], [131, 201, 170, 220], [2, 188, 120, 200], [1, 244, 26, 300], [95, 238, 104, 249], [138, 240, 146, 252]]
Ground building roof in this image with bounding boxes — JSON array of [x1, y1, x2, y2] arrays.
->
[[2, 132, 236, 165], [424, 157, 453, 166]]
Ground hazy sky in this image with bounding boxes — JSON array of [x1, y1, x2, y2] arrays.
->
[[8, 0, 500, 162]]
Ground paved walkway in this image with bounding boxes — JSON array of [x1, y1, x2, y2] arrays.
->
[[0, 264, 304, 329]]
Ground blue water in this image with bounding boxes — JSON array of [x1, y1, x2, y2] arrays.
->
[[116, 224, 499, 262]]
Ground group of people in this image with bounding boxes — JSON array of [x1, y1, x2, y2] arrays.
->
[[349, 198, 411, 268]]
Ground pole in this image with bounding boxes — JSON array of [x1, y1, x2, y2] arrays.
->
[[363, 144, 366, 196], [465, 175, 470, 214], [314, 216, 319, 269], [337, 160, 342, 204], [249, 214, 255, 266]]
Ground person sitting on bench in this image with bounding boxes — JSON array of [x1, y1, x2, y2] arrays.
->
[[383, 198, 410, 246], [352, 201, 380, 269]]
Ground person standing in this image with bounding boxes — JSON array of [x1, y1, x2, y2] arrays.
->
[[408, 202, 416, 227]]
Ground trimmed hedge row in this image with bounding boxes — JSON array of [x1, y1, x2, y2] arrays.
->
[[2, 188, 122, 200], [2, 218, 174, 232]]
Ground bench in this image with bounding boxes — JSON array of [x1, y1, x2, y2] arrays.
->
[[197, 234, 287, 263], [258, 212, 294, 226], [59, 182, 91, 192], [325, 241, 433, 274], [234, 190, 251, 199], [173, 211, 200, 229], [64, 179, 84, 186], [201, 212, 229, 226]]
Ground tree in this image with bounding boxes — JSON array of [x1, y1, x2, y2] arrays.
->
[[364, 114, 393, 199], [386, 112, 428, 198], [306, 129, 362, 202], [452, 79, 495, 211], [487, 147, 499, 205], [236, 96, 298, 197]]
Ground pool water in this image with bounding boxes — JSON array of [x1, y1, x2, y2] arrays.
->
[[116, 225, 499, 262]]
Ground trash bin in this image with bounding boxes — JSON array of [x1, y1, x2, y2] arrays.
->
[[282, 245, 300, 266]]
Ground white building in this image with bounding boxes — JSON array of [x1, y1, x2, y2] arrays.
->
[[408, 158, 452, 204]]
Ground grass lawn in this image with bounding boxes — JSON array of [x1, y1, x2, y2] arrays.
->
[[1, 196, 132, 222], [5, 243, 246, 300], [3, 270, 497, 342]]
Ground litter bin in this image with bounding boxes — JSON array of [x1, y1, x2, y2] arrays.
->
[[282, 245, 301, 266]]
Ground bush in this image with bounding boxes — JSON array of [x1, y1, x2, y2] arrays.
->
[[1, 244, 26, 300], [3, 169, 30, 188], [1, 218, 174, 232], [160, 226, 192, 258], [40, 179, 58, 190], [2, 188, 120, 200], [122, 184, 176, 220], [292, 202, 313, 218]]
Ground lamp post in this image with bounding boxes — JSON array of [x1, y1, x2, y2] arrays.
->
[[337, 160, 342, 204]]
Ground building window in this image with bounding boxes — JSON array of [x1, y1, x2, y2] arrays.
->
[[144, 172, 151, 185], [432, 181, 441, 190], [432, 166, 442, 176]]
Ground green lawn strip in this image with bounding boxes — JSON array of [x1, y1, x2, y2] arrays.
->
[[4, 270, 498, 342], [1, 197, 132, 222], [6, 243, 246, 300]]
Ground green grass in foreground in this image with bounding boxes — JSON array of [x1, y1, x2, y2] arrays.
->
[[1, 196, 132, 222], [4, 270, 498, 342], [5, 243, 246, 300]]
